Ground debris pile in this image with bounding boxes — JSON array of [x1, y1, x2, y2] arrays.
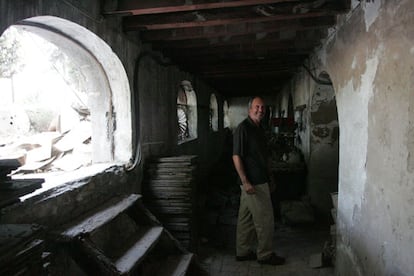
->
[[0, 120, 92, 175]]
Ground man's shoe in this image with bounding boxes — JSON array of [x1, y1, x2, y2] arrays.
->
[[257, 253, 285, 266], [236, 251, 257, 261]]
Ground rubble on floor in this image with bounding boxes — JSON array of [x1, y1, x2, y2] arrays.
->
[[0, 120, 92, 176]]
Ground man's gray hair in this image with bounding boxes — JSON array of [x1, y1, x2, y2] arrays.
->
[[248, 96, 264, 109]]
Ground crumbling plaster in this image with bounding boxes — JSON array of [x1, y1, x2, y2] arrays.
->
[[280, 0, 414, 275]]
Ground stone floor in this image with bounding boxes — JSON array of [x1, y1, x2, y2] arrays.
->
[[196, 222, 335, 276]]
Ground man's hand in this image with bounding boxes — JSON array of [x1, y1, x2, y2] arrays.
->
[[243, 181, 256, 194], [233, 155, 256, 194]]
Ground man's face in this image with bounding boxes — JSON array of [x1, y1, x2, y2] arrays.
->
[[248, 97, 266, 124]]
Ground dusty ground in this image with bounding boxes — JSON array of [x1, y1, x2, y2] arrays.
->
[[196, 222, 335, 276]]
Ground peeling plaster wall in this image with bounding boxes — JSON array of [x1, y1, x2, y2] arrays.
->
[[281, 0, 414, 275], [308, 83, 339, 215], [276, 69, 339, 216]]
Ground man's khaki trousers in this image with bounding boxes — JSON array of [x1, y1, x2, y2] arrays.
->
[[236, 183, 274, 260]]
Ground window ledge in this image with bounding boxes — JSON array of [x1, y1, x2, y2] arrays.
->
[[13, 163, 119, 202]]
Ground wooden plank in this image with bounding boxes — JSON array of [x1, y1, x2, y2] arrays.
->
[[149, 155, 198, 163], [140, 19, 333, 41], [144, 187, 192, 193], [147, 163, 196, 169], [0, 179, 44, 208], [146, 166, 196, 173], [109, 1, 298, 16], [147, 200, 192, 207], [145, 179, 193, 185], [158, 217, 190, 223], [147, 176, 194, 181], [164, 223, 191, 232], [144, 194, 191, 200], [147, 206, 192, 214], [144, 186, 192, 192], [60, 194, 141, 240], [78, 238, 119, 274], [157, 253, 193, 276], [147, 171, 194, 178], [54, 121, 91, 152], [125, 10, 333, 31], [147, 183, 193, 189], [115, 226, 163, 274]]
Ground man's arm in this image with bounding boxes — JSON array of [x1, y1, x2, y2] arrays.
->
[[232, 155, 255, 194]]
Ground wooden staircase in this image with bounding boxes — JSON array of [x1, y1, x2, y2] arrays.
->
[[52, 194, 199, 275]]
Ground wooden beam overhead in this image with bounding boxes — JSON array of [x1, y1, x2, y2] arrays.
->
[[139, 16, 335, 41], [163, 42, 315, 56], [124, 10, 333, 30], [185, 60, 303, 74], [112, 0, 348, 97], [153, 37, 320, 50], [106, 0, 299, 16], [170, 55, 308, 70]]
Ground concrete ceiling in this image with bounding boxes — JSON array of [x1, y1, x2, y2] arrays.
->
[[104, 0, 351, 98]]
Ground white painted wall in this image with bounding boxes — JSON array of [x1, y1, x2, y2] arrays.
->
[[282, 1, 414, 275]]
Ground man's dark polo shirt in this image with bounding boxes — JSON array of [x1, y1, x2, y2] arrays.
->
[[233, 117, 269, 186]]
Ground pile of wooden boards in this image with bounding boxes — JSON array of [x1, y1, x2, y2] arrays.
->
[[0, 159, 44, 208], [0, 224, 48, 275], [143, 155, 198, 250]]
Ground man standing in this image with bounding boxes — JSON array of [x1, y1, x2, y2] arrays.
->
[[232, 96, 285, 266]]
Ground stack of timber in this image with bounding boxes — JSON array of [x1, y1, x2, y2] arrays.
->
[[0, 159, 44, 208], [0, 224, 48, 275], [143, 155, 198, 250]]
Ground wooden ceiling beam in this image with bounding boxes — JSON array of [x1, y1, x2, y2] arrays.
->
[[172, 54, 308, 68], [202, 68, 297, 78], [165, 46, 313, 59], [106, 0, 299, 16], [124, 10, 333, 30], [163, 42, 314, 57], [187, 61, 303, 74], [139, 16, 335, 41], [153, 37, 320, 50]]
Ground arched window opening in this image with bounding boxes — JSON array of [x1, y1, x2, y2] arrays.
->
[[209, 93, 218, 131], [177, 88, 189, 142], [223, 100, 230, 129], [0, 17, 132, 194], [177, 80, 197, 144]]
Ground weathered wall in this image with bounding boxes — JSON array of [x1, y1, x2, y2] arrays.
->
[[137, 54, 227, 176], [274, 71, 339, 216], [0, 0, 227, 229], [280, 0, 414, 275], [308, 83, 339, 215]]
